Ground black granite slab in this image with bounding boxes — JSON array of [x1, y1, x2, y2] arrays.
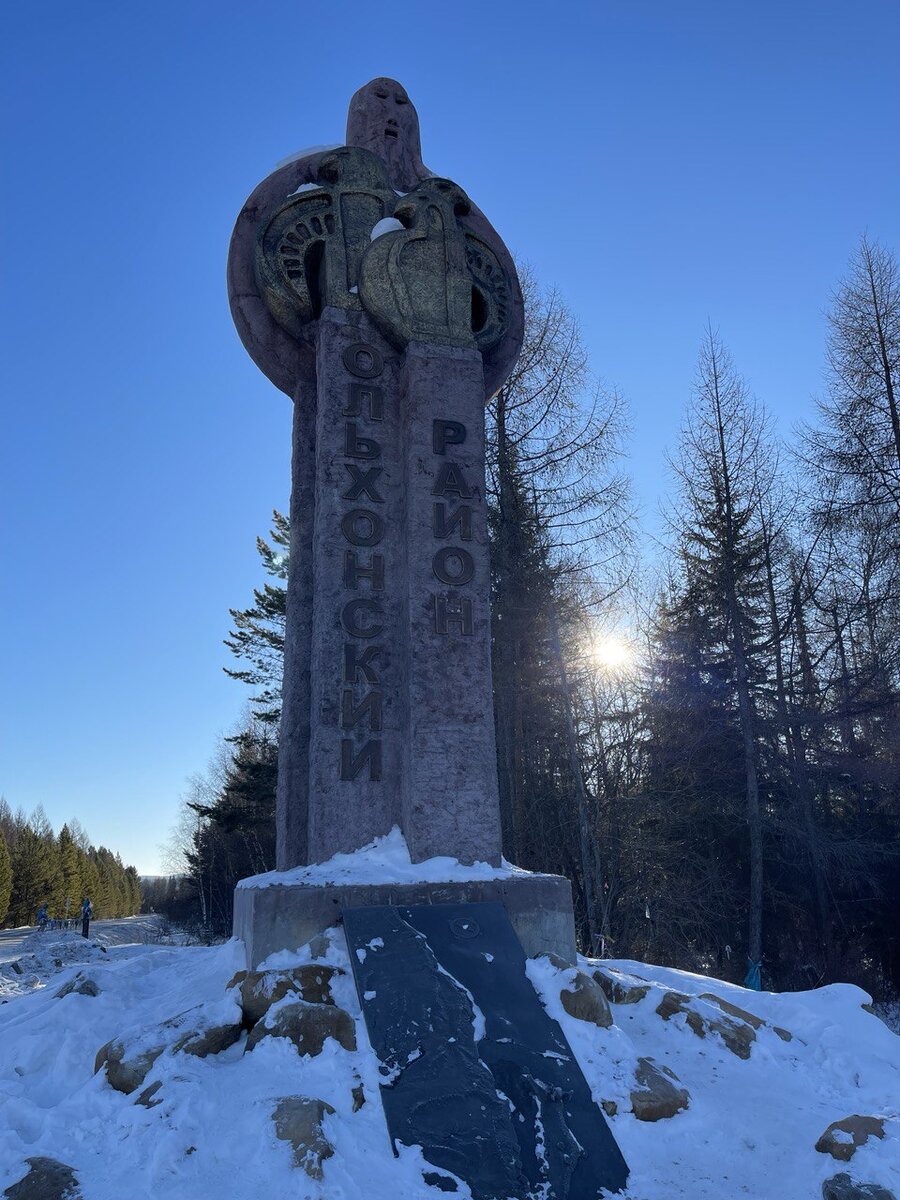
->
[[343, 901, 628, 1199]]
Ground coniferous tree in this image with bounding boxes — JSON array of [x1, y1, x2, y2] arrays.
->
[[0, 832, 11, 926], [55, 824, 83, 920], [224, 512, 289, 726], [9, 826, 49, 926], [665, 328, 775, 979]]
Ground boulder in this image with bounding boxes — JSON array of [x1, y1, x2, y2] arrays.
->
[[656, 989, 756, 1059], [246, 1000, 356, 1056], [95, 1038, 165, 1096], [816, 1116, 886, 1163], [822, 1173, 895, 1200], [3, 1157, 81, 1199], [272, 1096, 335, 1179], [630, 1056, 689, 1122], [95, 1001, 243, 1095], [601, 1099, 618, 1117], [238, 966, 343, 1026], [699, 992, 764, 1030], [593, 966, 650, 1006], [699, 991, 794, 1042], [55, 974, 100, 999], [559, 970, 613, 1029]]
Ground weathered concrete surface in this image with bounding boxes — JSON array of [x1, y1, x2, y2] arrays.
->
[[275, 381, 316, 869], [234, 874, 577, 969], [400, 343, 501, 865], [305, 309, 405, 863]]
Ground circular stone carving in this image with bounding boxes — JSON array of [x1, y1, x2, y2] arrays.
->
[[227, 80, 523, 400], [449, 916, 481, 939]]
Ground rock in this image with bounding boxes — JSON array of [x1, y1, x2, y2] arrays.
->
[[699, 991, 795, 1042], [225, 970, 247, 991], [179, 1022, 243, 1059], [630, 1056, 689, 1122], [239, 966, 343, 1026], [601, 1099, 618, 1117], [95, 1038, 165, 1096], [559, 970, 613, 1029], [816, 1116, 886, 1163], [135, 1081, 163, 1109], [96, 1001, 243, 1095], [593, 966, 650, 1006], [699, 992, 764, 1030], [3, 1157, 81, 1199], [246, 1000, 356, 1056], [272, 1096, 335, 1179], [656, 989, 756, 1059], [822, 1173, 896, 1200], [55, 974, 100, 999], [540, 951, 575, 971]]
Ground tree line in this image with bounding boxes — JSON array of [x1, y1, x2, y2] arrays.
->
[[166, 236, 900, 1001], [0, 800, 142, 927]]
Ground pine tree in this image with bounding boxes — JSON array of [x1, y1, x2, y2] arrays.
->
[[55, 824, 83, 920], [223, 512, 289, 725], [9, 826, 49, 926], [0, 831, 11, 926]]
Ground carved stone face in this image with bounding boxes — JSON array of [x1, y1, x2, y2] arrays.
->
[[345, 77, 426, 192]]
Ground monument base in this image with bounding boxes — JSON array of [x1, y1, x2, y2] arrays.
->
[[233, 872, 577, 969]]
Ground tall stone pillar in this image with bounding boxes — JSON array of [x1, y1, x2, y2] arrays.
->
[[228, 78, 578, 966], [400, 344, 501, 864]]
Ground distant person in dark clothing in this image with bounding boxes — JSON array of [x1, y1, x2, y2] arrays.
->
[[81, 898, 93, 939], [37, 903, 48, 931]]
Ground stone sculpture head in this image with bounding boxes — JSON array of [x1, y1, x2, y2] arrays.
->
[[346, 77, 428, 192], [228, 78, 524, 399]]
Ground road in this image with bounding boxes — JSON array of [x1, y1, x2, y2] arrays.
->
[[0, 916, 163, 962]]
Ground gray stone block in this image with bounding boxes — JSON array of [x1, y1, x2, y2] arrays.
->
[[234, 873, 577, 969]]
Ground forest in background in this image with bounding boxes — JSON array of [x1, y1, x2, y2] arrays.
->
[[0, 801, 142, 927], [161, 235, 900, 1001]]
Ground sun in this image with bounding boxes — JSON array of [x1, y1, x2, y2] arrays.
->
[[592, 635, 636, 673]]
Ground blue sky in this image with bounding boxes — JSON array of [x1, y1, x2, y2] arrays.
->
[[1, 1, 897, 873]]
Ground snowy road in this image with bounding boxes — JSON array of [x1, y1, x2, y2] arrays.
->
[[0, 916, 163, 962]]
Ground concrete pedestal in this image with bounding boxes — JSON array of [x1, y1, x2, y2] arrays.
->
[[233, 872, 577, 969]]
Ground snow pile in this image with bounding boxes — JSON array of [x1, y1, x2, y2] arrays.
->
[[0, 924, 898, 1199], [0, 919, 172, 1002], [237, 825, 530, 890]]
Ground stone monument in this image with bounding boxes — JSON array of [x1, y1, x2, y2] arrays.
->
[[229, 78, 577, 966]]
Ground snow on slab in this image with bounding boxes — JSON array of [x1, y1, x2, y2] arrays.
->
[[237, 825, 530, 890], [0, 926, 899, 1199]]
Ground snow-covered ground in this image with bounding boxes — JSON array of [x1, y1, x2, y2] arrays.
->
[[0, 922, 897, 1199]]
